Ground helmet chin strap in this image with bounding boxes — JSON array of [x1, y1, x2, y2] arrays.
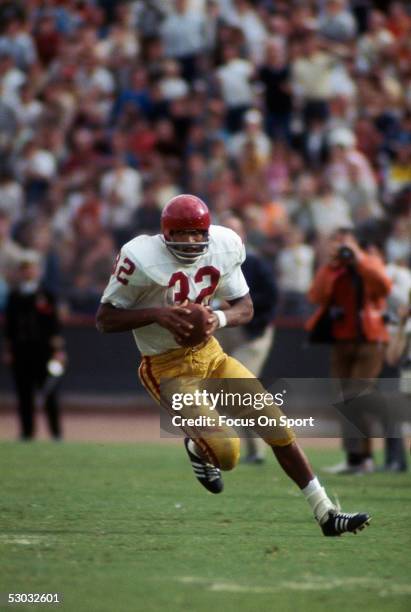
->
[[164, 239, 209, 263]]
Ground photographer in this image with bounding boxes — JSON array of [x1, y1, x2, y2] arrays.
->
[[306, 228, 392, 474]]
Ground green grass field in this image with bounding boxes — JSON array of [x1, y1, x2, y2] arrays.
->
[[1, 442, 410, 612]]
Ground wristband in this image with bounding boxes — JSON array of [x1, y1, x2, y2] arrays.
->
[[214, 310, 227, 329]]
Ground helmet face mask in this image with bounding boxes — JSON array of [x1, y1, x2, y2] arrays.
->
[[161, 195, 210, 263], [165, 229, 209, 263]]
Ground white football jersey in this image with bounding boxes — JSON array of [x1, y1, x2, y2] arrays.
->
[[101, 225, 249, 355]]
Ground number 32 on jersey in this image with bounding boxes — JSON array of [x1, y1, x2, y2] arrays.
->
[[113, 255, 220, 305], [168, 266, 220, 305]]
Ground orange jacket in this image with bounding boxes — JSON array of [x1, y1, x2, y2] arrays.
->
[[306, 252, 392, 342]]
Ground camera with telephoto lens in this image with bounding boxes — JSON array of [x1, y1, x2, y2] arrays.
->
[[337, 245, 355, 264]]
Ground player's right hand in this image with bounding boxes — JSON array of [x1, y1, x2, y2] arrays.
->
[[153, 304, 194, 338]]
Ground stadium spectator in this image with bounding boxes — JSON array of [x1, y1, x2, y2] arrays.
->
[[111, 65, 152, 123], [100, 155, 143, 245], [33, 14, 62, 66], [158, 59, 189, 101], [0, 16, 37, 70], [15, 136, 57, 207], [318, 0, 358, 42], [0, 50, 26, 107], [18, 218, 62, 297], [0, 210, 23, 310], [223, 0, 268, 64], [95, 9, 139, 65], [291, 33, 333, 126], [229, 108, 271, 163], [160, 0, 207, 81], [14, 82, 44, 128], [276, 226, 315, 317], [258, 38, 292, 142], [132, 185, 163, 235], [0, 169, 24, 224], [326, 127, 377, 200], [385, 217, 411, 264], [357, 10, 395, 71], [216, 43, 255, 132], [308, 177, 353, 235]]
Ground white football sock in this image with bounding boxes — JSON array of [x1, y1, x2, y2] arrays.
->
[[302, 477, 335, 525]]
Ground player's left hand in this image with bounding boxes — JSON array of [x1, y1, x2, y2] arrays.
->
[[204, 306, 220, 337]]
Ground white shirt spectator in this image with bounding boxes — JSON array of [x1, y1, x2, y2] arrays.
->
[[159, 76, 189, 101], [309, 192, 353, 235], [31, 150, 57, 179], [0, 213, 24, 284], [101, 166, 142, 229], [223, 4, 268, 63], [17, 148, 57, 181], [15, 98, 44, 127], [329, 62, 356, 98], [318, 8, 357, 42], [76, 66, 115, 95], [386, 263, 411, 308], [0, 31, 37, 69], [277, 244, 314, 292], [292, 51, 333, 100], [216, 58, 254, 108], [160, 10, 206, 58], [155, 182, 180, 210], [0, 180, 24, 223], [386, 235, 411, 265], [229, 131, 271, 161], [357, 28, 394, 71], [326, 131, 377, 198], [0, 65, 25, 106], [95, 27, 139, 62], [52, 192, 86, 238], [340, 149, 376, 194]]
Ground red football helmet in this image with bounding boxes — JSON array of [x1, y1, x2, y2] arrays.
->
[[161, 194, 210, 262]]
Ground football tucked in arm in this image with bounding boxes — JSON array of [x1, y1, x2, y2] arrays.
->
[[177, 303, 211, 347]]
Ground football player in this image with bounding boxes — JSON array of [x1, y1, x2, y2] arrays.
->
[[96, 194, 370, 536]]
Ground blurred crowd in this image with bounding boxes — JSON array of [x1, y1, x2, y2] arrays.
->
[[0, 0, 411, 316]]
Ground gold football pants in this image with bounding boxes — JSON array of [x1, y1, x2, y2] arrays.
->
[[139, 337, 295, 470]]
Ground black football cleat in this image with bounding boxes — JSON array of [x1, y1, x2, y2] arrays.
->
[[184, 437, 224, 494], [321, 510, 371, 536]]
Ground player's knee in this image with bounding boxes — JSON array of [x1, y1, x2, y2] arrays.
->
[[217, 438, 240, 471]]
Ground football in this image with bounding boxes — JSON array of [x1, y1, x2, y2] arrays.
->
[[178, 303, 211, 347]]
